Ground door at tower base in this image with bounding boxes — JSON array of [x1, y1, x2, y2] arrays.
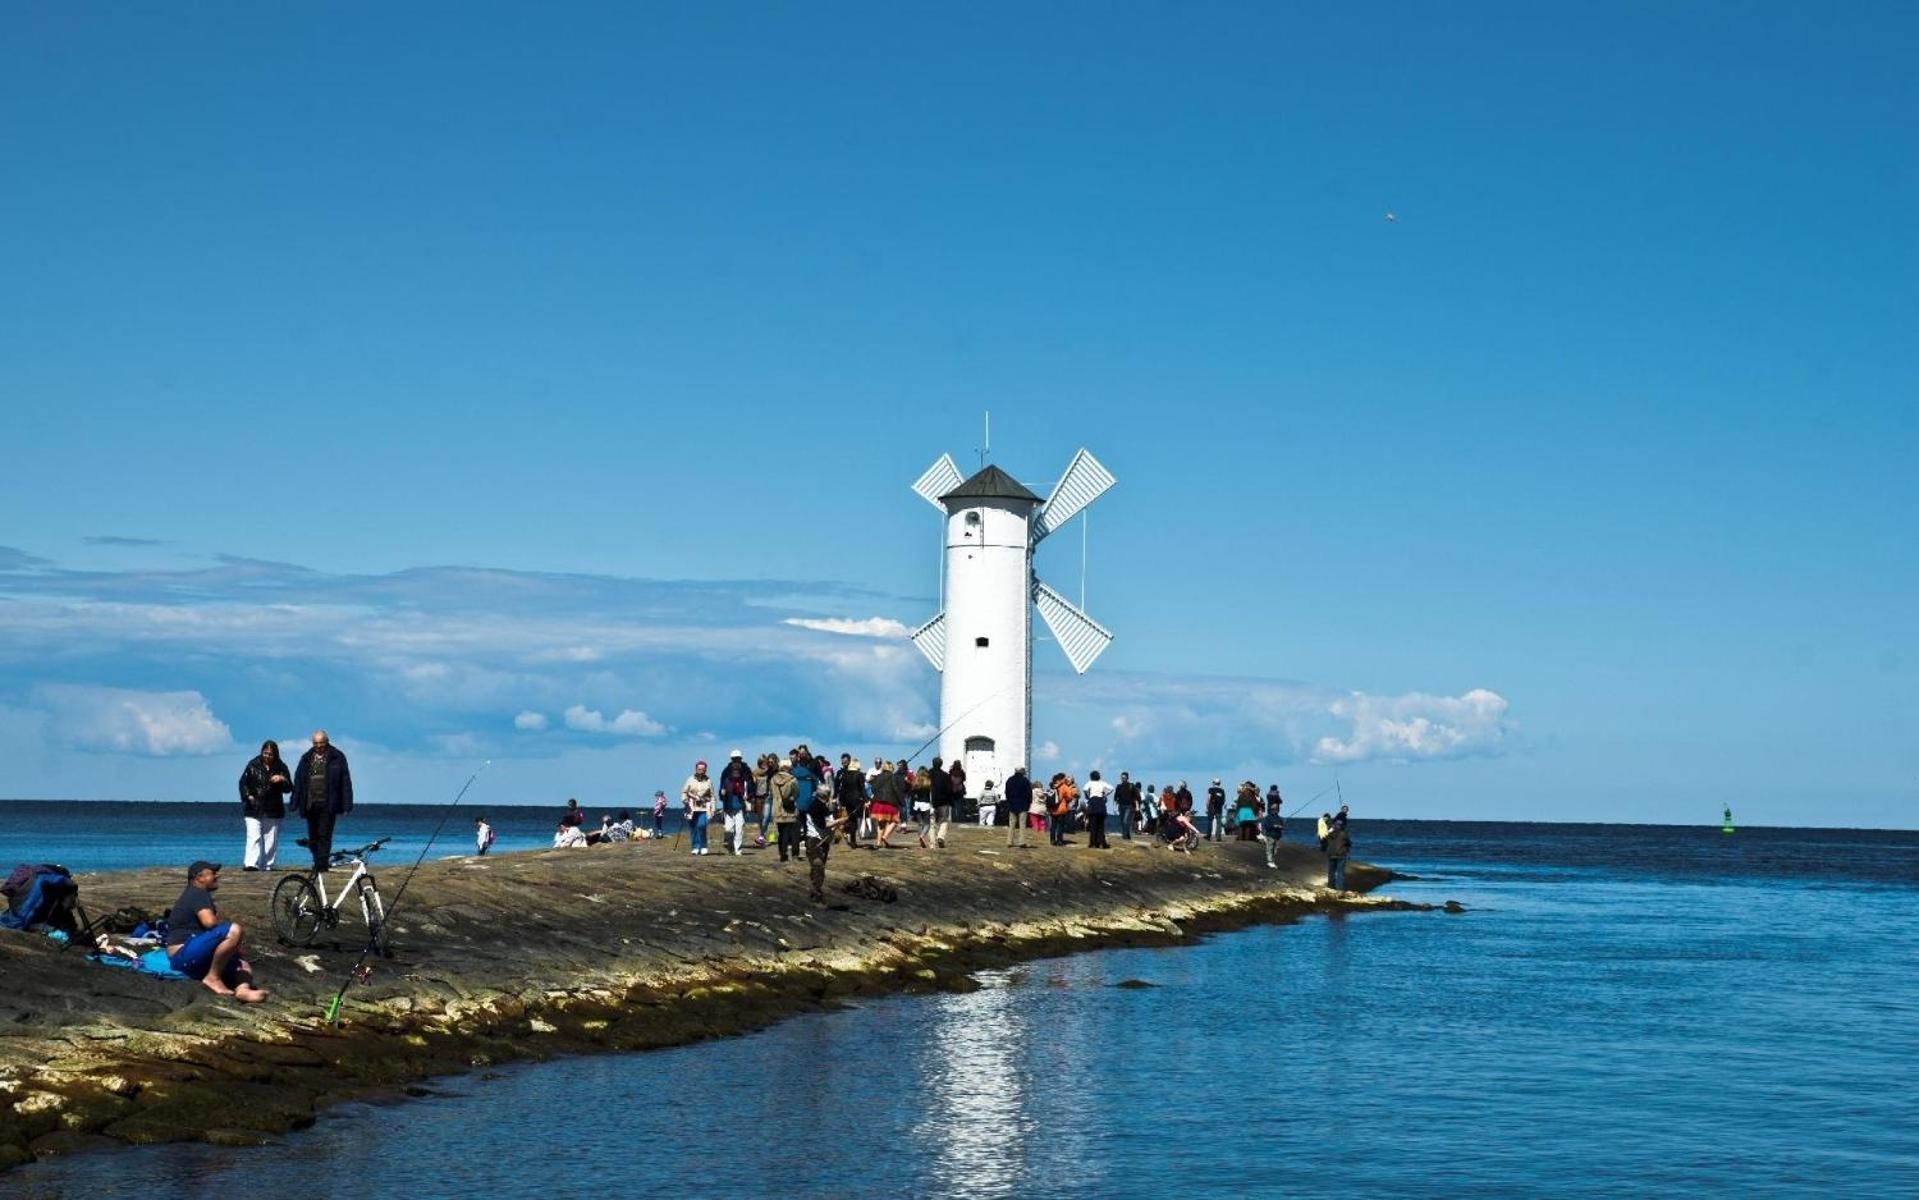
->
[[962, 736, 997, 794]]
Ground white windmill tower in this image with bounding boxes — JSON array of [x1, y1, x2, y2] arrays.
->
[[908, 447, 1117, 791]]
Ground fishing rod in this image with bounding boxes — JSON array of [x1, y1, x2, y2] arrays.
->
[[325, 759, 492, 1026], [1286, 780, 1340, 820], [897, 680, 1023, 767]]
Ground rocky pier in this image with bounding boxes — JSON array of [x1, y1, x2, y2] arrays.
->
[[1, 827, 1427, 1170]]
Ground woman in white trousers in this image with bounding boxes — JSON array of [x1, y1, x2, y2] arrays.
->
[[237, 740, 293, 870]]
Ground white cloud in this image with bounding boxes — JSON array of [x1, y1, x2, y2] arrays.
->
[[0, 554, 1510, 779], [433, 732, 485, 756], [563, 704, 666, 737], [1313, 688, 1510, 764], [1035, 739, 1062, 762], [782, 616, 912, 638], [37, 685, 234, 757], [1058, 674, 1513, 773]]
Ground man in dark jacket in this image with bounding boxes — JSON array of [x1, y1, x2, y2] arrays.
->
[[835, 753, 867, 848], [1113, 772, 1141, 840], [1003, 767, 1033, 849], [1204, 779, 1228, 841], [927, 756, 954, 849], [718, 750, 753, 855], [801, 791, 844, 903], [292, 730, 353, 873], [1325, 821, 1352, 890]]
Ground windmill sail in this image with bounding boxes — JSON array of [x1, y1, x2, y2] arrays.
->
[[912, 454, 965, 510], [1033, 581, 1112, 673], [1034, 448, 1116, 541], [911, 611, 947, 671]]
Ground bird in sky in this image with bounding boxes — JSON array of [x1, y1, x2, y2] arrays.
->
[[1384, 210, 1397, 223]]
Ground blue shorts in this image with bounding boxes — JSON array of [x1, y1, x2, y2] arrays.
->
[[170, 922, 239, 984]]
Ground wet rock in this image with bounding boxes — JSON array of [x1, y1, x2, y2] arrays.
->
[[28, 1130, 120, 1158], [1112, 979, 1158, 989], [203, 1127, 277, 1148], [1443, 900, 1467, 913]]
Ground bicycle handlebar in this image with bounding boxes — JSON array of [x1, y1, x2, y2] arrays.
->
[[328, 837, 391, 863]]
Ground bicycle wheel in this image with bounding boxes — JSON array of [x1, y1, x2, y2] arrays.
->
[[356, 877, 390, 956], [271, 874, 324, 945]]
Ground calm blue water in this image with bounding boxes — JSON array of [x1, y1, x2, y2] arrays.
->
[[0, 799, 673, 873], [12, 820, 1919, 1198]]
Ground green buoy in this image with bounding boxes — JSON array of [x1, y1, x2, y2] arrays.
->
[[1722, 804, 1735, 835]]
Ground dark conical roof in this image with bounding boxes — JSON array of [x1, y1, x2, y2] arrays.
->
[[940, 464, 1041, 505]]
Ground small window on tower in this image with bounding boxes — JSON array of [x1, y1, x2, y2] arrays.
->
[[975, 636, 990, 648]]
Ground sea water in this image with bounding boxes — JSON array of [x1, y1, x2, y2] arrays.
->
[[0, 799, 661, 872], [10, 820, 1919, 1198]]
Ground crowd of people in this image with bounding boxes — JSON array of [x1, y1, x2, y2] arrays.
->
[[146, 732, 1360, 1006], [659, 750, 1358, 889], [527, 748, 1364, 892]]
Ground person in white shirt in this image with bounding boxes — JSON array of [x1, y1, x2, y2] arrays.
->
[[1083, 771, 1114, 849], [553, 822, 587, 849], [474, 817, 496, 856], [977, 779, 1003, 826]]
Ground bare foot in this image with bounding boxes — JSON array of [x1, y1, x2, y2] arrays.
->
[[233, 984, 270, 1003], [201, 977, 236, 997]]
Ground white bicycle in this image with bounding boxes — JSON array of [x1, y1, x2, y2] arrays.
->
[[270, 837, 392, 954]]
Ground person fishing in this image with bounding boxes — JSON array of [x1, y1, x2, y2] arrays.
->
[[1324, 816, 1352, 890], [801, 783, 845, 903]]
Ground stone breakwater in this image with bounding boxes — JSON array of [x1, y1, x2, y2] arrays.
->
[[0, 827, 1424, 1170]]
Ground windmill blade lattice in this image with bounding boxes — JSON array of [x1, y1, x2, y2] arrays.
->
[[911, 454, 965, 510], [1034, 448, 1116, 541], [1033, 580, 1114, 674]]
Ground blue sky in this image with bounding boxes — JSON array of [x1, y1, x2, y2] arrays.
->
[[2, 4, 1913, 826]]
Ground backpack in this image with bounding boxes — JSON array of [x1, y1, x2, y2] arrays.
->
[[1, 864, 81, 935]]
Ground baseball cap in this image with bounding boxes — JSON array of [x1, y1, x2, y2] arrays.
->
[[187, 860, 220, 879], [729, 749, 743, 759]]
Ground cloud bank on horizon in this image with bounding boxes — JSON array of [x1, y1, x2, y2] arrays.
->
[[0, 546, 1511, 794]]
